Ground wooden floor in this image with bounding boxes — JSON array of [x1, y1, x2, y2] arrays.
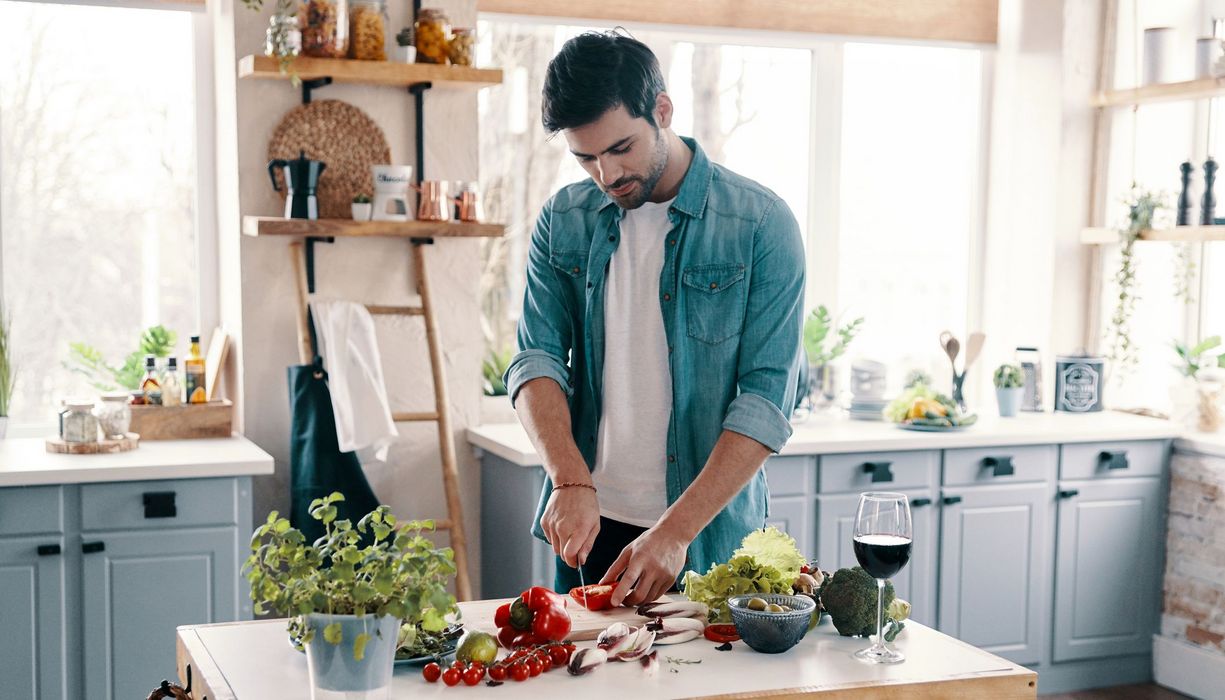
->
[[1046, 683, 1192, 700]]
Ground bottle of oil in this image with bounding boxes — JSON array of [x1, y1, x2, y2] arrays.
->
[[185, 335, 207, 404], [141, 355, 163, 406], [162, 357, 182, 407]]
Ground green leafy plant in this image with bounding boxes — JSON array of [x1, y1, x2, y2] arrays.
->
[[802, 305, 863, 367], [482, 347, 512, 396], [1174, 336, 1225, 378], [353, 193, 372, 204], [993, 364, 1024, 389], [66, 325, 177, 391], [903, 370, 931, 389], [1106, 189, 1165, 374], [0, 303, 14, 417], [245, 492, 458, 661], [242, 0, 301, 85]]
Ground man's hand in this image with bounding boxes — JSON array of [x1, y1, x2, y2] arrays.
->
[[600, 524, 688, 607], [541, 486, 600, 569]]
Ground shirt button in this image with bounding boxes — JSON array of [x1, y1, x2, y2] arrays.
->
[[668, 239, 676, 246], [587, 282, 593, 289], [572, 267, 580, 274], [608, 235, 616, 242], [668, 345, 674, 353], [662, 293, 671, 301], [709, 282, 718, 290], [668, 455, 676, 463]]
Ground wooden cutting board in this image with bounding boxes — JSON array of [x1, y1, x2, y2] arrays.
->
[[459, 596, 667, 642]]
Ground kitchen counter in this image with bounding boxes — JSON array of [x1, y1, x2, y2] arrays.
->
[[1174, 429, 1225, 458], [0, 435, 274, 486], [175, 605, 1036, 699], [468, 411, 1183, 466]]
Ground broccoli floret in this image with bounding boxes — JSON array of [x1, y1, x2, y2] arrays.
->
[[820, 567, 895, 637]]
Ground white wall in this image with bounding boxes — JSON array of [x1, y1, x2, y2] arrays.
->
[[212, 0, 486, 593]]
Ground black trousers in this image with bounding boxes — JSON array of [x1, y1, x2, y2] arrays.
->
[[552, 517, 647, 593]]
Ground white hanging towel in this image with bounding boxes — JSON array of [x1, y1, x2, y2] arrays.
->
[[309, 300, 399, 461]]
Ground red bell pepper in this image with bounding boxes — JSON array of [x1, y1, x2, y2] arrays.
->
[[494, 586, 572, 648], [568, 584, 616, 611]]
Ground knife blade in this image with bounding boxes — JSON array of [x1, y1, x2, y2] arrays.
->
[[578, 565, 588, 609]]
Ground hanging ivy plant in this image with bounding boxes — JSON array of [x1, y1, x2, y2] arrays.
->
[[1105, 189, 1165, 374], [1173, 241, 1196, 305]]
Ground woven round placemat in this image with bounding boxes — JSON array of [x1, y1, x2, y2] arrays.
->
[[267, 99, 391, 219]]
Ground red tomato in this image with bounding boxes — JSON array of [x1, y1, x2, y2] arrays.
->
[[463, 667, 484, 686], [488, 665, 507, 681], [511, 663, 529, 682], [704, 624, 741, 643], [450, 659, 466, 670], [442, 668, 461, 687], [568, 584, 616, 611], [422, 662, 442, 683], [548, 645, 569, 666], [526, 658, 542, 677]]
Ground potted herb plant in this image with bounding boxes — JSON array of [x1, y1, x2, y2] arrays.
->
[[0, 303, 13, 438], [1172, 336, 1225, 432], [245, 492, 457, 698], [993, 364, 1024, 417], [802, 305, 863, 410], [352, 193, 373, 221], [395, 27, 416, 63]]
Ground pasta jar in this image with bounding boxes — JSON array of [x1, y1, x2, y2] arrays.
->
[[95, 393, 132, 439], [298, 0, 349, 58], [448, 27, 474, 66], [59, 400, 99, 444], [349, 0, 386, 61], [414, 8, 450, 64]]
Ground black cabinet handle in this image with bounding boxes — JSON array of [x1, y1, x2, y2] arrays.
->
[[983, 456, 1015, 477], [942, 495, 962, 505], [910, 498, 932, 507], [143, 491, 178, 519], [37, 544, 62, 556], [1059, 489, 1080, 499], [863, 461, 894, 483], [82, 541, 105, 554], [1100, 451, 1129, 470]]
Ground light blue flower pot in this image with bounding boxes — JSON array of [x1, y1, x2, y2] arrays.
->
[[304, 613, 398, 699], [996, 387, 1023, 417]]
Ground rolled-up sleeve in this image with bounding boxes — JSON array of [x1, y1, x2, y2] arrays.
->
[[722, 198, 805, 453], [504, 198, 575, 408]]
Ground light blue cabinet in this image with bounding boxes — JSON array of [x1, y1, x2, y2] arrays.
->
[[0, 536, 68, 700], [766, 496, 811, 559]]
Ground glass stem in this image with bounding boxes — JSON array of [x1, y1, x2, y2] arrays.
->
[[875, 578, 885, 649]]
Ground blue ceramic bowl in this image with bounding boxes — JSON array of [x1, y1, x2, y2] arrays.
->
[[728, 593, 816, 654]]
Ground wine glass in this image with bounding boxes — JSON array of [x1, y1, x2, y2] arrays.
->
[[852, 492, 913, 664]]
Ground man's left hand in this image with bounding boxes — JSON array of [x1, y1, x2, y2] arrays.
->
[[599, 525, 689, 607]]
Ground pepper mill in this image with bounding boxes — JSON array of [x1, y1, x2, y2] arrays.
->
[[1178, 161, 1194, 225], [1202, 157, 1217, 225]]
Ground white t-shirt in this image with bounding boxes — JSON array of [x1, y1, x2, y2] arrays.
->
[[592, 198, 675, 527]]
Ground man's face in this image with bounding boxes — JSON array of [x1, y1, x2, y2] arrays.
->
[[563, 104, 669, 210]]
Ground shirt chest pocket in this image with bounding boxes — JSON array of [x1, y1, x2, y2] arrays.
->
[[549, 250, 588, 284], [682, 263, 747, 344]]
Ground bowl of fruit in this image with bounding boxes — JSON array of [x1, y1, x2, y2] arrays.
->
[[884, 384, 977, 431]]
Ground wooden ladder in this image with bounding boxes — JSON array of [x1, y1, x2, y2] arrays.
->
[[290, 237, 473, 601]]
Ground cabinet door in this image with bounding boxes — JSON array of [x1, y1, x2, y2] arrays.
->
[[0, 537, 67, 700], [816, 491, 937, 627], [82, 527, 238, 700], [766, 496, 812, 559], [1053, 477, 1163, 662], [938, 483, 1049, 666]]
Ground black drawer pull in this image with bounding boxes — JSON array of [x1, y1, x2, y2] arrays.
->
[[1059, 489, 1080, 499], [37, 544, 61, 556], [910, 498, 932, 507], [1100, 451, 1129, 470], [82, 541, 105, 554], [942, 495, 962, 505], [863, 461, 894, 483], [982, 456, 1015, 477], [143, 491, 178, 519]]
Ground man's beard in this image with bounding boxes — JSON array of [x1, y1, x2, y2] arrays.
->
[[609, 129, 669, 209]]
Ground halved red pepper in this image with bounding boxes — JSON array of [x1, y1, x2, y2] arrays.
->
[[495, 586, 572, 648], [703, 624, 740, 643], [568, 584, 616, 611]]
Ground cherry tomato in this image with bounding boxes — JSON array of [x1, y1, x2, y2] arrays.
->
[[442, 668, 461, 687], [526, 659, 542, 677], [422, 662, 442, 683], [539, 657, 552, 673], [547, 645, 568, 666], [704, 623, 741, 643], [463, 667, 484, 686], [511, 663, 529, 682], [451, 659, 466, 670], [488, 665, 507, 681]]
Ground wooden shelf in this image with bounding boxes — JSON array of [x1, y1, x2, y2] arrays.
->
[[1092, 76, 1225, 108], [242, 216, 504, 238], [238, 55, 503, 88], [1080, 225, 1225, 244]]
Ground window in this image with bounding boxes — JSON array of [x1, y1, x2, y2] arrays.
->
[[0, 0, 213, 426], [477, 18, 988, 397]]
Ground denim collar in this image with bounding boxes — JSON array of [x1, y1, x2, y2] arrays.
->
[[599, 136, 711, 219]]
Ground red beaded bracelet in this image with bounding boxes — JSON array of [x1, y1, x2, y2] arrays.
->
[[553, 482, 597, 493]]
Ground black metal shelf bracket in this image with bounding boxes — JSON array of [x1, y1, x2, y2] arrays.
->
[[302, 77, 333, 104]]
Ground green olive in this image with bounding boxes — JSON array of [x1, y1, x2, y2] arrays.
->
[[766, 603, 785, 613], [747, 597, 768, 611]]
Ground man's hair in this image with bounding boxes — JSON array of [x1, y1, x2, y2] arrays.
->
[[541, 30, 667, 134]]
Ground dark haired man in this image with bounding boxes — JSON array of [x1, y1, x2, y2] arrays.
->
[[504, 31, 805, 607]]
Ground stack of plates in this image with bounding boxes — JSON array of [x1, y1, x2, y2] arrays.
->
[[848, 397, 889, 421]]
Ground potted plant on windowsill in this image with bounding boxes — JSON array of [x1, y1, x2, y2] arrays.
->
[[245, 492, 458, 699], [802, 305, 863, 411], [0, 303, 13, 439], [993, 363, 1024, 417], [352, 193, 373, 221], [1172, 336, 1225, 433]]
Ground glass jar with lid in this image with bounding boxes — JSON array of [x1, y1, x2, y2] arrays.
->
[[414, 8, 450, 64], [349, 0, 386, 60], [265, 13, 302, 60], [298, 0, 349, 58], [448, 27, 474, 66], [59, 399, 99, 444], [95, 393, 132, 439]]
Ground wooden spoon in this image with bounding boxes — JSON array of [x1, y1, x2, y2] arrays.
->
[[963, 332, 986, 372], [940, 330, 961, 373]]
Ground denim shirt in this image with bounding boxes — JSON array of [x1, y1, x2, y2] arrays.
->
[[504, 137, 806, 576]]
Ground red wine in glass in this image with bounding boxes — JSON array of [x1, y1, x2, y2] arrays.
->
[[853, 534, 912, 579], [853, 492, 912, 664]]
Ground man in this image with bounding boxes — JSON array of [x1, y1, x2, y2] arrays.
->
[[504, 30, 805, 607]]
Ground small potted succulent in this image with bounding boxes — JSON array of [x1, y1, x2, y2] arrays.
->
[[993, 364, 1025, 417], [352, 193, 373, 221], [245, 493, 457, 698], [395, 27, 417, 63]]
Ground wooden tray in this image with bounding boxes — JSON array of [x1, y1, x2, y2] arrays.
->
[[129, 400, 233, 440], [46, 433, 139, 454]]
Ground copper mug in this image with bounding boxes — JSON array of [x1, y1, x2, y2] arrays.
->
[[410, 180, 450, 221], [453, 182, 482, 223]]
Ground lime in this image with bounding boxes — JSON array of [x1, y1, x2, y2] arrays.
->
[[456, 631, 498, 664]]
